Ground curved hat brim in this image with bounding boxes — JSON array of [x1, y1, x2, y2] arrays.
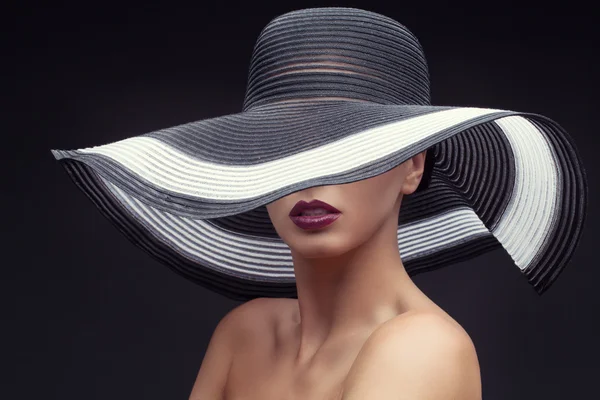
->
[[51, 100, 588, 300]]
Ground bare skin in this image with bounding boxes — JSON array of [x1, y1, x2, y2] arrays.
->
[[190, 148, 482, 399]]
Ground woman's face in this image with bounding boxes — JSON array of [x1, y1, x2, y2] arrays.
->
[[265, 151, 427, 259]]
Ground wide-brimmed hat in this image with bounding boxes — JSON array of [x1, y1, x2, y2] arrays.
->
[[51, 7, 588, 301]]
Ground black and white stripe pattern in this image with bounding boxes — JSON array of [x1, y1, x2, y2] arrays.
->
[[52, 107, 586, 299], [50, 7, 587, 299], [53, 106, 510, 217]]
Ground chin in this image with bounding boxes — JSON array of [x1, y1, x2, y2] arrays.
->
[[288, 235, 353, 259]]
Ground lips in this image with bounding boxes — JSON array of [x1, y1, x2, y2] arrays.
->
[[288, 199, 342, 230], [289, 199, 341, 216]]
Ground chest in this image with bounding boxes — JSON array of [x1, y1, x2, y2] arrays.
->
[[224, 368, 345, 400], [223, 336, 363, 400], [224, 357, 351, 400]]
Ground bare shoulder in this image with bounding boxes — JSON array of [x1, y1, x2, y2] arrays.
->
[[369, 310, 476, 349], [188, 297, 280, 400], [221, 297, 283, 342], [224, 297, 280, 325], [343, 310, 481, 400]]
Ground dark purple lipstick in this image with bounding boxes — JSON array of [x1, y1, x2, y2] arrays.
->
[[289, 199, 342, 230]]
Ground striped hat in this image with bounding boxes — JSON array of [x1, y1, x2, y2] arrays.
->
[[51, 7, 588, 301]]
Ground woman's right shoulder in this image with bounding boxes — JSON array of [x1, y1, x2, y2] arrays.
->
[[220, 297, 286, 344], [190, 298, 279, 399]]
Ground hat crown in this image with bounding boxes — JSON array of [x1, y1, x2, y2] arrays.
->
[[242, 7, 431, 111]]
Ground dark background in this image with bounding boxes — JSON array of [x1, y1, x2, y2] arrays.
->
[[6, 1, 598, 399]]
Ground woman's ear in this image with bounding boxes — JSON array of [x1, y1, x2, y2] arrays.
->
[[401, 150, 427, 195]]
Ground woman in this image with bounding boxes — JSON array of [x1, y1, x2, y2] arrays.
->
[[51, 6, 587, 400], [190, 152, 482, 399]]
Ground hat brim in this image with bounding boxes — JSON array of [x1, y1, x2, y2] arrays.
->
[[51, 100, 588, 300]]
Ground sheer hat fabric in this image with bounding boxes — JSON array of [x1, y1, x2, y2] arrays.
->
[[51, 7, 588, 301]]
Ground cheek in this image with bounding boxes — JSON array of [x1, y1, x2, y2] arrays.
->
[[349, 200, 393, 236], [342, 179, 400, 236], [266, 202, 289, 237], [347, 177, 399, 218]]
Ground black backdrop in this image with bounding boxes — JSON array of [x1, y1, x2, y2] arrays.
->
[[7, 1, 598, 399]]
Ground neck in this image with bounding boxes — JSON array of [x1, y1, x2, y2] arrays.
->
[[289, 213, 438, 366]]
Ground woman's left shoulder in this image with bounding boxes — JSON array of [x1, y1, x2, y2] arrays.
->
[[374, 309, 474, 347], [342, 310, 481, 399]]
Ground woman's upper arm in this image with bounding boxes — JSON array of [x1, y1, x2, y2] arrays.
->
[[188, 298, 273, 400], [188, 308, 238, 400]]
